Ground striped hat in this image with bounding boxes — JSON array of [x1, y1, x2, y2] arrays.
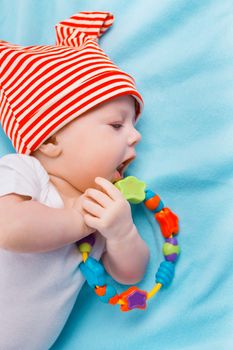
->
[[0, 11, 143, 154]]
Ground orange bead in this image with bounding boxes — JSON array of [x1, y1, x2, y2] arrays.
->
[[108, 294, 120, 305], [144, 195, 161, 210], [95, 285, 106, 296]]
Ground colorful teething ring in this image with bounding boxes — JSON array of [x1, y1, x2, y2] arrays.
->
[[77, 176, 180, 312]]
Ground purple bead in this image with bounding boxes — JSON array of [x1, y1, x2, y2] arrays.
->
[[78, 233, 96, 247], [165, 237, 178, 245], [127, 290, 147, 310], [165, 253, 178, 262]]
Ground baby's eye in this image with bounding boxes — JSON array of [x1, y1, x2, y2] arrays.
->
[[110, 124, 123, 130]]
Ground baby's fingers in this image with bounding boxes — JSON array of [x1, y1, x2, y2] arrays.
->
[[82, 198, 104, 218], [85, 188, 112, 208], [95, 177, 124, 201], [83, 213, 101, 231]]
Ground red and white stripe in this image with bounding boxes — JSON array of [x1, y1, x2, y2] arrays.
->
[[0, 12, 143, 154]]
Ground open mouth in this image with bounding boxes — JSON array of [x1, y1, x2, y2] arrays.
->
[[116, 157, 135, 177]]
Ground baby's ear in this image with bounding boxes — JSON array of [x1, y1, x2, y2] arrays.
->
[[37, 135, 62, 158]]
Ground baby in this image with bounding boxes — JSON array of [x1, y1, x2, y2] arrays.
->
[[0, 12, 149, 349]]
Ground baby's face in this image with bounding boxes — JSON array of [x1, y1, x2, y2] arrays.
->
[[55, 95, 142, 192]]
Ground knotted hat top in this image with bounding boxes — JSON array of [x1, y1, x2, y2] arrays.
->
[[0, 11, 143, 154]]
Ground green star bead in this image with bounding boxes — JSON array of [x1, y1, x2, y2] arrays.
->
[[114, 176, 146, 204]]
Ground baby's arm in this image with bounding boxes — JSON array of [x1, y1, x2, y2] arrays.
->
[[101, 225, 149, 285], [0, 193, 94, 253], [82, 177, 150, 285]]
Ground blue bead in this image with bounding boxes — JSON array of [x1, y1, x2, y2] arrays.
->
[[152, 199, 164, 213], [80, 257, 107, 288], [99, 285, 118, 303], [144, 189, 155, 201], [155, 261, 175, 287]]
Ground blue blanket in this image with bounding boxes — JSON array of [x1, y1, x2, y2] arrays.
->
[[1, 1, 233, 349]]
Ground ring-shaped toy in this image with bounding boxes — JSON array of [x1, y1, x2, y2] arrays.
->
[[77, 176, 180, 312]]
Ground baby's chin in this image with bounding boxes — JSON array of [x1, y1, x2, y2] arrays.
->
[[83, 170, 123, 186]]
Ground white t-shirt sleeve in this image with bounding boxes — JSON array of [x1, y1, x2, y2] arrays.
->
[[0, 153, 48, 201]]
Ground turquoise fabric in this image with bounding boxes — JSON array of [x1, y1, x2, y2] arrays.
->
[[1, 1, 233, 349]]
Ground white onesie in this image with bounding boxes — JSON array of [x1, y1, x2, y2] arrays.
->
[[0, 153, 106, 350]]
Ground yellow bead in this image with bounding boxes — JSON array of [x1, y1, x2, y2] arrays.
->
[[78, 242, 91, 253]]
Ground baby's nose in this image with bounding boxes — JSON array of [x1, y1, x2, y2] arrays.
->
[[129, 128, 142, 145]]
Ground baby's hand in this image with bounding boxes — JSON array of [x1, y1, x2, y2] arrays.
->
[[81, 177, 135, 242], [70, 194, 97, 236]]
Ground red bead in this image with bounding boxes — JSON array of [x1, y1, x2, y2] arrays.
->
[[155, 207, 179, 238]]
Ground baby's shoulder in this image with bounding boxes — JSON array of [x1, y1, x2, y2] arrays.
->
[[0, 153, 48, 179], [1, 153, 37, 167], [0, 154, 50, 199]]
